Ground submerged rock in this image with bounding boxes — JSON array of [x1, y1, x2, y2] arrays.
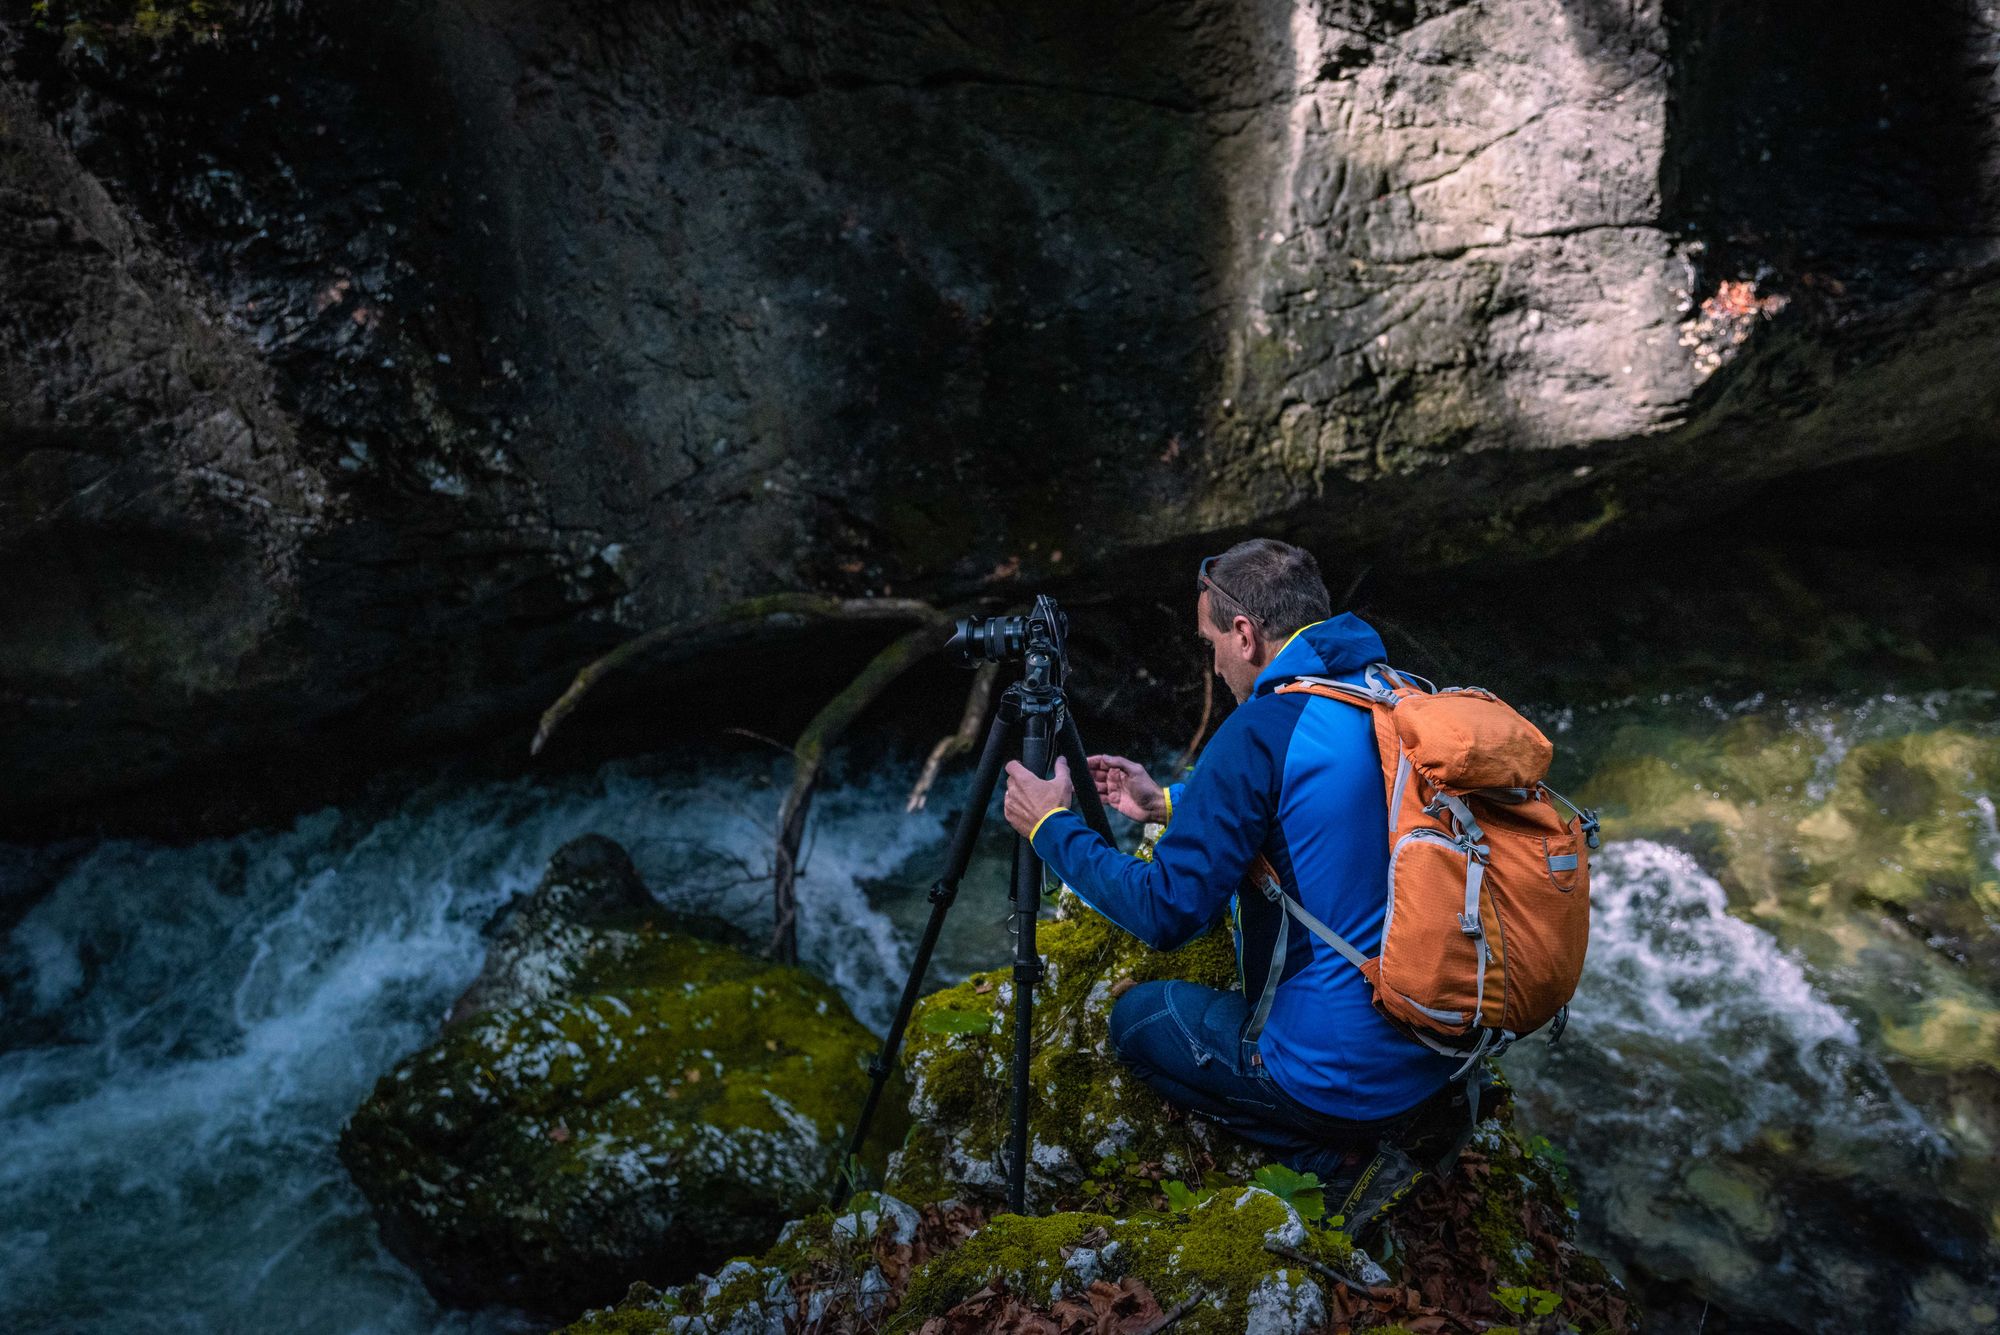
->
[[337, 837, 877, 1316]]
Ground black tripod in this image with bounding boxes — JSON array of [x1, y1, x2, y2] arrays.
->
[[837, 596, 1115, 1214]]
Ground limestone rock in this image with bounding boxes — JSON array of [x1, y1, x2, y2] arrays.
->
[[337, 838, 876, 1316], [6, 1, 2000, 832]]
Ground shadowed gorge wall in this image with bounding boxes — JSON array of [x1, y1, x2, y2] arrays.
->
[[3, 0, 1998, 833]]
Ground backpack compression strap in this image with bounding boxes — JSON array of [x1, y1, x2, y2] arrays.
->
[[1242, 855, 1370, 1044]]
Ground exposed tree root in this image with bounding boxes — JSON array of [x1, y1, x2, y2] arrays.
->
[[1176, 671, 1214, 773]]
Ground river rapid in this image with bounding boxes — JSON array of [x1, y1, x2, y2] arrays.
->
[[2, 691, 1996, 1333]]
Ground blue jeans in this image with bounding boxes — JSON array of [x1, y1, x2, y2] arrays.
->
[[1107, 980, 1414, 1180]]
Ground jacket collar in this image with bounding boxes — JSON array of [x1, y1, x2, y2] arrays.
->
[[1252, 613, 1387, 697]]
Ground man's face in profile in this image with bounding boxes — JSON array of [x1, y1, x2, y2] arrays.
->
[[1196, 590, 1263, 704]]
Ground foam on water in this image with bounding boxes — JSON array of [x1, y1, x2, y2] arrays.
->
[[1529, 839, 1939, 1157], [0, 755, 944, 1334]]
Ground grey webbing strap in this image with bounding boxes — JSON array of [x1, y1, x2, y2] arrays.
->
[[1278, 894, 1372, 973], [1435, 791, 1485, 844], [1293, 675, 1390, 706], [1449, 1028, 1495, 1080], [1543, 783, 1603, 849], [1244, 876, 1290, 1043], [1388, 749, 1412, 836], [1471, 932, 1489, 1026], [1459, 855, 1486, 938]]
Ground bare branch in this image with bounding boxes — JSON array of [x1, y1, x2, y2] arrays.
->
[[1135, 1289, 1209, 1335], [906, 661, 1000, 812], [768, 614, 959, 962], [532, 593, 943, 756], [1176, 670, 1215, 772]]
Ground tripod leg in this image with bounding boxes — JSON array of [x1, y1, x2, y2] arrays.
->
[[1056, 707, 1116, 844], [832, 691, 1022, 1204], [1005, 702, 1056, 1214]]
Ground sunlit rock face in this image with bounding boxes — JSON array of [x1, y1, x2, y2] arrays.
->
[[337, 836, 878, 1317], [4, 0, 1998, 827]]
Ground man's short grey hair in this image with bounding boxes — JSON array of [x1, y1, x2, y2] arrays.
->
[[1203, 538, 1333, 639]]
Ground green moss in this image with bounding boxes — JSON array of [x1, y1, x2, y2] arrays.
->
[[887, 897, 1250, 1205], [898, 1211, 1113, 1319], [893, 1188, 1354, 1333], [341, 928, 882, 1308]]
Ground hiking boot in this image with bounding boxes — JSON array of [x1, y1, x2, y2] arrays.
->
[[1328, 1141, 1426, 1242]]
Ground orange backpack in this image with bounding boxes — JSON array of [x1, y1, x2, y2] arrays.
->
[[1253, 665, 1598, 1072]]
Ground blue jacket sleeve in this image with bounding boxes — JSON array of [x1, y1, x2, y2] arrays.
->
[[1029, 704, 1287, 949]]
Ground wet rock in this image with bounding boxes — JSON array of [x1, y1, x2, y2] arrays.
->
[[550, 862, 1635, 1334], [337, 837, 876, 1317], [445, 833, 743, 1024]]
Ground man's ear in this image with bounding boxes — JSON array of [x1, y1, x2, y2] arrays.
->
[[1232, 615, 1262, 661]]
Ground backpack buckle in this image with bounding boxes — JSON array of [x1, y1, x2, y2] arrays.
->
[[1456, 912, 1482, 937]]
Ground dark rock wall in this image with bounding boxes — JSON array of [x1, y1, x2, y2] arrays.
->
[[3, 0, 1998, 830]]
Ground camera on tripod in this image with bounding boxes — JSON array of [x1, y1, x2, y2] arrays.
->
[[837, 592, 1111, 1214], [947, 595, 1068, 673]]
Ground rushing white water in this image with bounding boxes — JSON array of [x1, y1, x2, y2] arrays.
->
[[1516, 839, 1939, 1156], [1500, 839, 1982, 1329], [0, 755, 948, 1335], [4, 701, 1995, 1333]]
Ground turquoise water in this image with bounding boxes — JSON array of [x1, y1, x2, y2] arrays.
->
[[3, 692, 1997, 1332]]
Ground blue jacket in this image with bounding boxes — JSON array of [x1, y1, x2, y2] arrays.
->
[[1029, 614, 1457, 1119]]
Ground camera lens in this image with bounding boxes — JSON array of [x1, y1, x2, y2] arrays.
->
[[948, 615, 1029, 664]]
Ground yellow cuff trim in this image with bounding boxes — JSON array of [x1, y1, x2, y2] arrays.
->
[[1029, 806, 1070, 843], [1160, 788, 1174, 824]]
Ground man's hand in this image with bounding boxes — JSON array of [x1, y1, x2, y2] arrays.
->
[[1004, 757, 1074, 838], [1087, 754, 1171, 824]]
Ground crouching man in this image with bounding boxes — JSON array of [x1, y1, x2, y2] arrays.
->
[[1002, 538, 1460, 1213]]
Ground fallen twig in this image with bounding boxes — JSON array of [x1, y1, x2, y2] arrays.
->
[[1134, 1289, 1208, 1335], [1262, 1242, 1390, 1299], [906, 662, 1000, 811], [531, 593, 942, 756]]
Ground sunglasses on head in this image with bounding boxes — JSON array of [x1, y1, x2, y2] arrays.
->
[[1197, 555, 1263, 629]]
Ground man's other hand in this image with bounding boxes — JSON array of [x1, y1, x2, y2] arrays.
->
[[1087, 755, 1171, 824], [1003, 757, 1074, 838]]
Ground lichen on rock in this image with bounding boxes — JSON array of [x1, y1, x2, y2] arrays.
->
[[337, 836, 880, 1317]]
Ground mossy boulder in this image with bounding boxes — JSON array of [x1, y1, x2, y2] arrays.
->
[[550, 849, 1635, 1335], [338, 836, 879, 1317], [884, 890, 1257, 1208], [558, 1192, 940, 1335]]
